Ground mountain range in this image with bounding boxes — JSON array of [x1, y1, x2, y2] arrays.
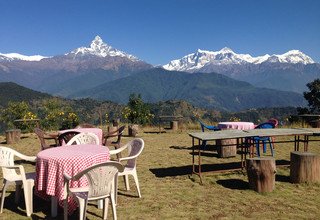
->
[[162, 48, 320, 93], [0, 36, 317, 111]]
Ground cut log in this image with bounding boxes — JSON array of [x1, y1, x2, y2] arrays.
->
[[6, 129, 21, 144], [128, 124, 139, 137], [170, 120, 178, 131], [246, 157, 276, 193], [290, 151, 320, 183], [216, 139, 237, 158]]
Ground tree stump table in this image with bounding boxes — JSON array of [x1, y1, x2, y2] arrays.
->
[[246, 157, 276, 193], [6, 129, 21, 144], [216, 139, 237, 158], [290, 151, 320, 183]]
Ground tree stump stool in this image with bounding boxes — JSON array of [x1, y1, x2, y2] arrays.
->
[[246, 157, 276, 193], [170, 120, 178, 131], [128, 124, 139, 137], [6, 129, 21, 144], [216, 139, 237, 158], [290, 151, 320, 183]]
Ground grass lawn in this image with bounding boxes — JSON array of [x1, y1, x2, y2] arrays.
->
[[1, 126, 320, 219]]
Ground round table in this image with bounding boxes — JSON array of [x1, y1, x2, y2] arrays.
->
[[35, 144, 110, 216]]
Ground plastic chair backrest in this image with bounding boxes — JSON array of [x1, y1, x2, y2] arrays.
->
[[267, 118, 279, 127], [124, 138, 144, 168], [198, 120, 220, 132], [255, 122, 275, 129], [66, 132, 100, 145], [0, 146, 35, 181], [66, 161, 124, 199]]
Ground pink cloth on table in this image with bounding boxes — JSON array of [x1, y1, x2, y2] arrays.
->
[[218, 122, 255, 130], [35, 144, 110, 215], [58, 128, 103, 145]]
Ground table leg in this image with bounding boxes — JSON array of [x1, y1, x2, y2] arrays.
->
[[198, 139, 202, 184], [51, 196, 58, 218], [192, 137, 195, 175]]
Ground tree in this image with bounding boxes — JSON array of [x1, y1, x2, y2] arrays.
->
[[122, 94, 153, 125], [0, 101, 34, 130], [303, 79, 320, 113]]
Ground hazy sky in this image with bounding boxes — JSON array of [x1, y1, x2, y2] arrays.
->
[[0, 0, 319, 65]]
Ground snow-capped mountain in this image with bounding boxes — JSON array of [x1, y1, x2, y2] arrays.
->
[[66, 36, 138, 61], [163, 48, 315, 72], [0, 52, 47, 61]]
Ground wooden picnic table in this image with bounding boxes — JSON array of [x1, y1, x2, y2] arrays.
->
[[188, 128, 319, 184]]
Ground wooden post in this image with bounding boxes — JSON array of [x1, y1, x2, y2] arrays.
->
[[246, 157, 276, 193], [290, 151, 320, 183], [216, 139, 237, 157], [6, 129, 21, 144], [170, 120, 178, 131]]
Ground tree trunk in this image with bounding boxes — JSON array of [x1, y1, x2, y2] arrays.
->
[[6, 129, 21, 144], [216, 139, 237, 157], [290, 151, 320, 183], [246, 157, 276, 193]]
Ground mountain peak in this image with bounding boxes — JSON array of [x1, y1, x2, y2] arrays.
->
[[67, 36, 138, 61], [219, 47, 234, 53], [90, 35, 105, 48]]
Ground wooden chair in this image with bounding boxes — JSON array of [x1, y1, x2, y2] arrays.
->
[[0, 146, 36, 217], [34, 128, 58, 150], [103, 126, 126, 158], [63, 161, 124, 220], [57, 131, 80, 146]]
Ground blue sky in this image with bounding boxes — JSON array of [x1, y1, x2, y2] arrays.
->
[[0, 0, 319, 65]]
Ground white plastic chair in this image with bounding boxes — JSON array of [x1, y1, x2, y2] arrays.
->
[[63, 161, 124, 220], [109, 138, 144, 202], [66, 132, 100, 145], [0, 146, 36, 217]]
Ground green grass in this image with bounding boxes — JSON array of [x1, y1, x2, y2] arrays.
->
[[1, 127, 320, 219]]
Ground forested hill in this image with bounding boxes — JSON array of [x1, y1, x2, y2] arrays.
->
[[0, 82, 51, 106], [69, 68, 307, 111]]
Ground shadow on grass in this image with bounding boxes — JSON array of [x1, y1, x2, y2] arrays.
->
[[216, 179, 250, 190], [276, 174, 291, 183], [150, 162, 243, 177]]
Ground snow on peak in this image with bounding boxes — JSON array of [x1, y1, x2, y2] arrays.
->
[[0, 52, 47, 61], [163, 48, 315, 71], [67, 35, 138, 61]]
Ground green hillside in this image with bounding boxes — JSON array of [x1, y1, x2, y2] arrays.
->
[[69, 68, 307, 111], [0, 82, 52, 106]]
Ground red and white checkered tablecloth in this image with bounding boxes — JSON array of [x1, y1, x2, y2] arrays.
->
[[35, 144, 110, 215], [218, 122, 255, 130]]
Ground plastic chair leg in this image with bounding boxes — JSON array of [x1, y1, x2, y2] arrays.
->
[[0, 181, 9, 213], [132, 171, 141, 198]]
